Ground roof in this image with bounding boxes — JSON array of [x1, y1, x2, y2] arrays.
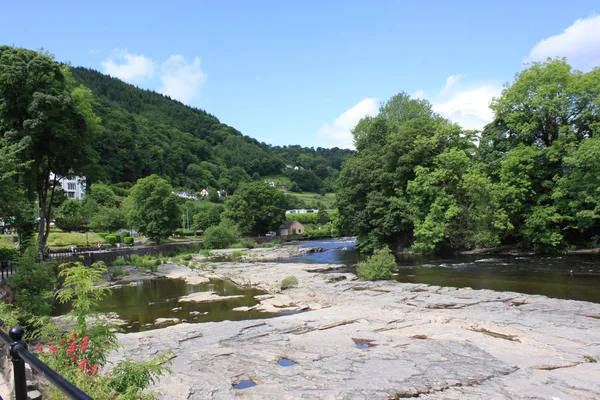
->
[[278, 221, 304, 229]]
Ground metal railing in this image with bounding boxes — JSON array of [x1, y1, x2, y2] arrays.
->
[[0, 321, 92, 400], [0, 261, 14, 281]]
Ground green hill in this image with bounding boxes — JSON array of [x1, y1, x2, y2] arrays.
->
[[71, 67, 353, 195]]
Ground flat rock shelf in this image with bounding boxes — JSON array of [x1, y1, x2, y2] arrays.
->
[[107, 257, 600, 399]]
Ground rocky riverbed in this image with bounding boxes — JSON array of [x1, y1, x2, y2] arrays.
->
[[107, 247, 600, 399]]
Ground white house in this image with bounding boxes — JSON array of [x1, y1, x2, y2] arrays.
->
[[173, 191, 198, 200], [50, 173, 86, 200]]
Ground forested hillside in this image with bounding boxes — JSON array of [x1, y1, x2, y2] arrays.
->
[[337, 59, 600, 254], [71, 67, 351, 193]]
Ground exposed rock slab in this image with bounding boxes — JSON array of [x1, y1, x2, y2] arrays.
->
[[109, 250, 600, 399], [178, 292, 244, 303]]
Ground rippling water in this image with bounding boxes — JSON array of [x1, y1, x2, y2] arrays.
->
[[289, 239, 600, 303]]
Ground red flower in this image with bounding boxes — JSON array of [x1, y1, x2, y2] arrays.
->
[[90, 365, 99, 375], [35, 343, 43, 352], [49, 345, 58, 355], [78, 360, 90, 371], [82, 337, 90, 345], [81, 345, 89, 352], [60, 339, 67, 345], [71, 356, 77, 362], [70, 332, 77, 340]]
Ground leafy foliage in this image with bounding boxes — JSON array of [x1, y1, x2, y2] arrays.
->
[[127, 175, 181, 243], [338, 59, 600, 253], [356, 246, 397, 281]]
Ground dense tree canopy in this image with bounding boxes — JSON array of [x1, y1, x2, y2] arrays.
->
[[127, 175, 181, 243], [222, 181, 287, 235], [70, 67, 351, 194], [338, 59, 600, 254], [0, 47, 98, 251]]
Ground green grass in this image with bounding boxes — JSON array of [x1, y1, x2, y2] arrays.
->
[[232, 250, 247, 257], [284, 192, 336, 209], [0, 235, 18, 249], [46, 231, 108, 249]]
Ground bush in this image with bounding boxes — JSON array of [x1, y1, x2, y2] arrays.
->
[[104, 235, 118, 245], [0, 248, 19, 261], [182, 254, 193, 261], [96, 232, 108, 239], [286, 213, 318, 224], [123, 237, 134, 245], [118, 231, 130, 241], [239, 239, 257, 249], [232, 250, 247, 257], [281, 276, 298, 290], [203, 221, 239, 249], [199, 249, 212, 257], [110, 257, 127, 267], [112, 269, 124, 277], [262, 239, 282, 248], [356, 246, 397, 281]]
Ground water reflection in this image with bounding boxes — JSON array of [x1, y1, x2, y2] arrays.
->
[[53, 278, 276, 332]]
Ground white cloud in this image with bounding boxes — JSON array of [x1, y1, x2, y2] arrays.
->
[[432, 85, 501, 130], [524, 15, 600, 72], [101, 50, 156, 82], [412, 89, 425, 99], [317, 98, 379, 149], [159, 55, 207, 104], [441, 74, 466, 94]]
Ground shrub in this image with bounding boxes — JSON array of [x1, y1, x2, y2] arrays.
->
[[123, 237, 134, 245], [118, 231, 130, 241], [96, 232, 108, 239], [0, 248, 19, 261], [239, 239, 257, 249], [232, 250, 246, 257], [262, 239, 283, 248], [356, 245, 397, 281], [199, 249, 212, 257], [104, 235, 118, 245], [154, 259, 162, 267], [203, 221, 239, 249], [182, 254, 193, 261], [281, 276, 298, 290], [112, 269, 124, 277], [110, 257, 127, 267]]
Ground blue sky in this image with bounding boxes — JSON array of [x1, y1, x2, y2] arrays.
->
[[1, 1, 599, 148]]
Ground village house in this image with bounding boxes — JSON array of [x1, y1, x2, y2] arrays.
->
[[277, 221, 305, 236], [50, 173, 86, 200]]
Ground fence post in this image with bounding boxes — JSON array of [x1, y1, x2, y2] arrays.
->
[[9, 326, 27, 400]]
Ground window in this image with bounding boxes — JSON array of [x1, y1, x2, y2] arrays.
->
[[67, 183, 76, 191], [68, 192, 75, 199]]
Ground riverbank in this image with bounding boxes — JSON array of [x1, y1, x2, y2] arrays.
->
[[107, 248, 600, 399]]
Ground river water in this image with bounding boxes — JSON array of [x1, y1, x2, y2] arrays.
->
[[291, 238, 600, 303]]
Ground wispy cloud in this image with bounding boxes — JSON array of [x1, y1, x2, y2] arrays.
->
[[317, 98, 379, 149], [432, 83, 501, 130], [159, 55, 207, 104], [101, 49, 156, 82], [524, 14, 600, 72]]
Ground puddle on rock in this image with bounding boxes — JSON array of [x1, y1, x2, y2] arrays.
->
[[277, 358, 296, 367], [232, 380, 256, 390], [353, 338, 377, 349], [53, 278, 278, 332]]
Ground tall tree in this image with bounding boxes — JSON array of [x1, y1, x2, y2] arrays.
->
[[127, 175, 180, 243], [0, 46, 98, 251], [222, 181, 286, 235]]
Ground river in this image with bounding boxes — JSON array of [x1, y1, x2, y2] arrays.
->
[[291, 238, 600, 303]]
